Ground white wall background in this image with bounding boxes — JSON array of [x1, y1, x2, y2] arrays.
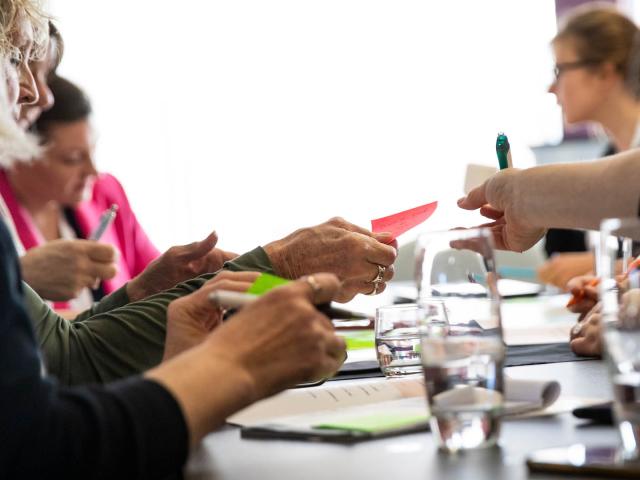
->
[[48, 0, 560, 253]]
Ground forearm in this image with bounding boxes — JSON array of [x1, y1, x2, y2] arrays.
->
[[506, 151, 640, 230], [32, 248, 273, 385], [10, 376, 189, 478], [32, 276, 210, 385], [0, 222, 188, 478], [73, 285, 131, 321], [146, 345, 256, 448]]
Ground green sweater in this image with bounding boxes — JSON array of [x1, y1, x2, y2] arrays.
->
[[26, 247, 274, 385]]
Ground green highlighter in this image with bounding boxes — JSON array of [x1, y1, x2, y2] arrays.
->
[[496, 132, 512, 170]]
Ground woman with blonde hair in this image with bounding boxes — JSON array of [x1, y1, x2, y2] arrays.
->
[[539, 5, 640, 288]]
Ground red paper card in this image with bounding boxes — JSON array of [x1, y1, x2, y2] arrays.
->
[[371, 201, 438, 240]]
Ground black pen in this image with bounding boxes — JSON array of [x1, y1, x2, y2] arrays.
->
[[208, 290, 371, 320]]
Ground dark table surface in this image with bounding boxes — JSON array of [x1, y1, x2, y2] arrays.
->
[[185, 360, 618, 480]]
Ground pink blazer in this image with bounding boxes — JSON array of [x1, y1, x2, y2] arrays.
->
[[0, 170, 160, 308]]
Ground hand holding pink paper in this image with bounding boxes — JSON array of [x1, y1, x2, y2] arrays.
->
[[371, 201, 438, 240]]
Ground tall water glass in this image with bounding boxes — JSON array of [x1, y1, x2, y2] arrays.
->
[[600, 218, 640, 461], [415, 228, 505, 452]]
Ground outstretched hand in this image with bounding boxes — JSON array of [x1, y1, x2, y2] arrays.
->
[[457, 170, 546, 252], [127, 230, 238, 301]]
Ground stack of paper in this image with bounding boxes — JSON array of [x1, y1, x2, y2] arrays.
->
[[227, 375, 591, 443]]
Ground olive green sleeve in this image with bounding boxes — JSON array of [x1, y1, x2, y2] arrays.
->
[[224, 246, 274, 274], [30, 246, 273, 385], [28, 275, 210, 385], [72, 286, 132, 322]]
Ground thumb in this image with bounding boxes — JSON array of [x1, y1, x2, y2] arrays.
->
[[177, 230, 219, 260], [457, 182, 489, 211]]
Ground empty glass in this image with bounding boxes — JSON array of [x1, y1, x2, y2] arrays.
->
[[415, 228, 505, 452], [600, 218, 640, 461]]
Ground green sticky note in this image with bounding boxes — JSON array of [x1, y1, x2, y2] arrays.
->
[[340, 330, 375, 350], [246, 273, 290, 295], [314, 413, 429, 434]]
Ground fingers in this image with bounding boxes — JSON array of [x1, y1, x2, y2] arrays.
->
[[204, 270, 261, 287], [335, 278, 388, 302], [361, 235, 397, 267], [201, 271, 261, 298], [291, 272, 342, 305], [457, 182, 489, 211], [84, 242, 117, 262], [86, 260, 118, 281], [176, 231, 219, 260], [372, 232, 396, 246], [327, 217, 376, 238], [569, 315, 602, 357], [566, 275, 596, 291], [319, 332, 347, 374], [570, 337, 599, 357], [479, 205, 504, 221]]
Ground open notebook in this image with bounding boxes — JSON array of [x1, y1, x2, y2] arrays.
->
[[228, 375, 585, 443]]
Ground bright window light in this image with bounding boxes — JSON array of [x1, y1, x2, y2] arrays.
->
[[49, 1, 560, 252]]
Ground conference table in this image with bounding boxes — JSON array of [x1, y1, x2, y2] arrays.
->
[[185, 286, 619, 480]]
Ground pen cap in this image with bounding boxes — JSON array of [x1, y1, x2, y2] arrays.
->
[[496, 133, 510, 153]]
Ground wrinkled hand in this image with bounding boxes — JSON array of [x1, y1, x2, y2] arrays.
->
[[205, 273, 347, 398], [569, 303, 602, 357], [127, 231, 238, 301], [20, 239, 117, 301], [538, 253, 595, 291], [263, 217, 397, 302], [164, 271, 260, 361], [566, 274, 599, 318], [457, 169, 546, 252]]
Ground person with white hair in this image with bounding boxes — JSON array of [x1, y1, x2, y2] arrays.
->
[[0, 3, 349, 477]]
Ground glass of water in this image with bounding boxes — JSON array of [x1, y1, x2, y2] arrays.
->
[[375, 301, 447, 377], [415, 228, 505, 452], [600, 218, 640, 461]]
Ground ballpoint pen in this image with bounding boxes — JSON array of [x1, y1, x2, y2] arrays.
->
[[496, 132, 512, 170], [209, 290, 371, 320], [89, 204, 118, 241]]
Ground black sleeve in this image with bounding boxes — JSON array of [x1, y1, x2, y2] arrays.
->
[[0, 220, 188, 479], [544, 228, 588, 257]]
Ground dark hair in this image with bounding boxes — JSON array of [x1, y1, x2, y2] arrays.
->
[[32, 76, 92, 136], [48, 21, 64, 74]]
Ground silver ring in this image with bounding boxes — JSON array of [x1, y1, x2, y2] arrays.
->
[[371, 265, 385, 284]]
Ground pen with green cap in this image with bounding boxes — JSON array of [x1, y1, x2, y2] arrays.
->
[[496, 132, 512, 170]]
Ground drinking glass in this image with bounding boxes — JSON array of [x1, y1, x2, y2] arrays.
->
[[415, 228, 505, 452], [599, 218, 640, 461], [374, 301, 447, 377]]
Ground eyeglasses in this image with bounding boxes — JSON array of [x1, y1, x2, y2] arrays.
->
[[553, 60, 600, 81]]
